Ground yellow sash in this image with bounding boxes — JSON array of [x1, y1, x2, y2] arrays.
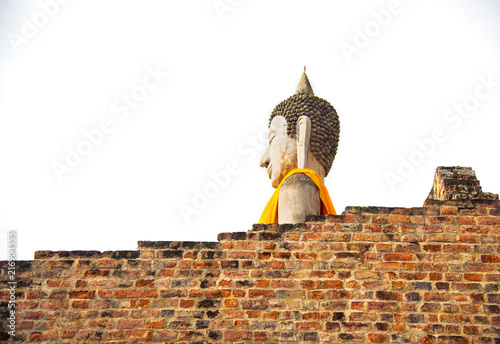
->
[[258, 168, 336, 224]]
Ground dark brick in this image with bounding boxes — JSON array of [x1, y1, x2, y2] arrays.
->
[[436, 282, 449, 290], [486, 284, 499, 292], [405, 292, 420, 301], [484, 305, 500, 314], [339, 333, 354, 340], [197, 299, 218, 308], [221, 260, 239, 269], [160, 250, 184, 259], [326, 322, 340, 331], [487, 294, 500, 303], [208, 330, 221, 340], [414, 282, 432, 290], [109, 251, 140, 259], [201, 251, 223, 259], [196, 320, 209, 329], [436, 336, 468, 344], [375, 322, 389, 331], [260, 232, 283, 241], [161, 310, 175, 317], [407, 314, 424, 323], [376, 291, 402, 301], [331, 312, 345, 321], [241, 300, 268, 310], [206, 310, 219, 319]]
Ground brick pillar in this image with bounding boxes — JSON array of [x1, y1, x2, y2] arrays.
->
[[425, 166, 498, 206]]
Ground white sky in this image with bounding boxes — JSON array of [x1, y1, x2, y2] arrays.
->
[[1, 0, 500, 260]]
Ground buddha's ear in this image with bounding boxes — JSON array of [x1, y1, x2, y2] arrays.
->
[[296, 116, 311, 169]]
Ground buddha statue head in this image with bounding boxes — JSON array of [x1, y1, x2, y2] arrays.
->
[[259, 69, 340, 188]]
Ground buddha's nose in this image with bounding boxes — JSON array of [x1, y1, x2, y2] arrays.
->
[[259, 146, 270, 168]]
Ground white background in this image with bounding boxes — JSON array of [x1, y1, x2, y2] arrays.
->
[[1, 0, 499, 260]]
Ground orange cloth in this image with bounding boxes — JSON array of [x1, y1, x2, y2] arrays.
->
[[258, 168, 336, 224]]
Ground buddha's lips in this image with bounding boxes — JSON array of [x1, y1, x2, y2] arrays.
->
[[267, 164, 272, 179]]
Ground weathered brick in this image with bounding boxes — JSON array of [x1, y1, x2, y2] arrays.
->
[[376, 291, 402, 301], [113, 290, 142, 298], [384, 253, 413, 261]]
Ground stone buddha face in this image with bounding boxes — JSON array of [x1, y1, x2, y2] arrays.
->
[[259, 116, 297, 188]]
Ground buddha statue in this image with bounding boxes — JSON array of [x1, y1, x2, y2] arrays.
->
[[259, 68, 340, 224]]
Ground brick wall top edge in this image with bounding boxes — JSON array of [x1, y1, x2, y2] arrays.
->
[[137, 240, 220, 250], [424, 199, 500, 207], [31, 250, 143, 260]]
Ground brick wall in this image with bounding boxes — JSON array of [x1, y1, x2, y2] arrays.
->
[[1, 166, 500, 343]]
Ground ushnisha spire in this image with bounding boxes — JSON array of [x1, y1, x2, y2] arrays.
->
[[295, 66, 314, 96]]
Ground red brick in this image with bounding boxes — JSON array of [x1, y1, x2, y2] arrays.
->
[[40, 300, 69, 309], [118, 320, 143, 328], [417, 225, 443, 233], [443, 244, 471, 252], [136, 279, 154, 287], [146, 320, 164, 328], [427, 216, 455, 224], [71, 300, 89, 309], [368, 333, 388, 342], [224, 331, 251, 340], [441, 207, 457, 215], [68, 290, 95, 299], [248, 289, 274, 298], [29, 332, 58, 341], [16, 301, 39, 309], [372, 215, 388, 223], [180, 299, 194, 308], [270, 280, 297, 288], [307, 291, 324, 299], [364, 224, 382, 232], [294, 252, 318, 259], [429, 272, 442, 281], [459, 234, 476, 243], [254, 331, 268, 340], [316, 280, 343, 289], [225, 299, 238, 308], [478, 216, 500, 225], [296, 321, 322, 330], [383, 253, 413, 261], [367, 302, 397, 311], [481, 255, 500, 263], [269, 260, 286, 269], [193, 261, 219, 268], [126, 330, 152, 340], [46, 280, 63, 288], [24, 311, 45, 319], [393, 323, 406, 332], [374, 262, 401, 270], [98, 290, 113, 298], [464, 273, 483, 281], [389, 215, 410, 223], [458, 217, 476, 225], [205, 289, 231, 298], [485, 274, 500, 281], [74, 280, 87, 288], [113, 290, 142, 298], [302, 233, 322, 240], [258, 252, 271, 260]]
